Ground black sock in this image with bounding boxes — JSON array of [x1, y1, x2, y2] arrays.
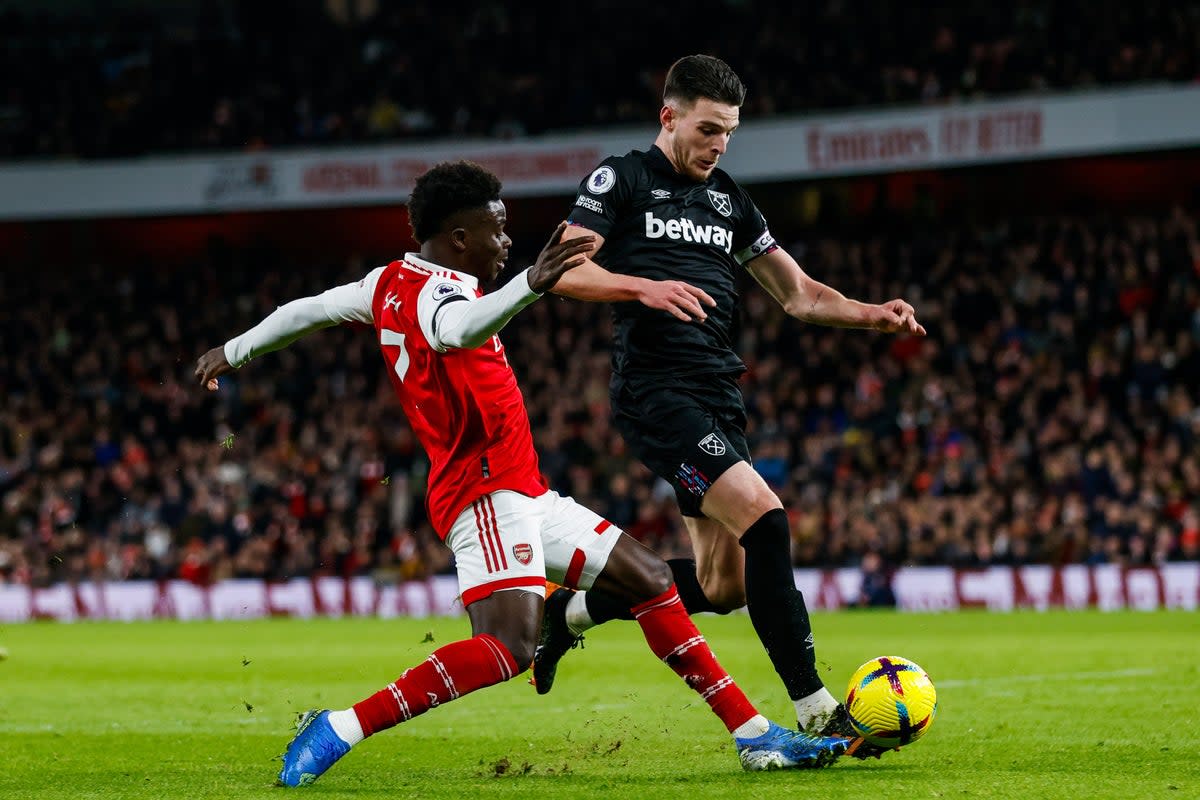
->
[[583, 586, 634, 624], [740, 508, 824, 700], [665, 558, 722, 615], [582, 558, 720, 624]]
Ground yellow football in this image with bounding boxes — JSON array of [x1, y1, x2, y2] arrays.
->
[[845, 656, 937, 748]]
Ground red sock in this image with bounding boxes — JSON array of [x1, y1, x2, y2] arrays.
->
[[632, 585, 758, 733], [352, 634, 518, 737]]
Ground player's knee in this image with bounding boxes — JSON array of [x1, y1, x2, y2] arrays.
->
[[474, 616, 539, 673], [704, 584, 746, 613], [629, 557, 673, 602], [696, 563, 747, 611], [491, 631, 536, 673]]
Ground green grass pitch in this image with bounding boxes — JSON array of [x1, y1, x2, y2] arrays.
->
[[1, 610, 1197, 799]]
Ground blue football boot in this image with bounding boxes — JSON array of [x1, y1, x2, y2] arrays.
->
[[814, 703, 898, 760], [277, 710, 352, 787], [736, 720, 849, 770]]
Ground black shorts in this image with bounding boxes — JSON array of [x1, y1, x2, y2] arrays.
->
[[611, 373, 750, 517]]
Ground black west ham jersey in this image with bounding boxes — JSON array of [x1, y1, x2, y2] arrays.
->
[[566, 145, 777, 380]]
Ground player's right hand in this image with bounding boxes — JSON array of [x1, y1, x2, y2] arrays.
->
[[195, 346, 235, 390], [636, 279, 716, 323], [869, 298, 926, 336], [528, 221, 596, 293]]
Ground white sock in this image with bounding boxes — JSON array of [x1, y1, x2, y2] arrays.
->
[[564, 591, 595, 636], [326, 709, 364, 746], [793, 687, 840, 732], [732, 714, 771, 739]]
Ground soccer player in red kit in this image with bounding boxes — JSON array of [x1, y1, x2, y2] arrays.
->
[[194, 161, 851, 786]]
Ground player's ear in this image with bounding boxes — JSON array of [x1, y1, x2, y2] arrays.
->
[[449, 226, 469, 253], [660, 104, 675, 132]]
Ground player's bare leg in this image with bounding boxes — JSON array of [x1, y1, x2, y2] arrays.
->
[[543, 463, 840, 727], [546, 532, 848, 769], [278, 591, 540, 787], [684, 513, 882, 755], [681, 515, 745, 610], [535, 530, 731, 695], [694, 461, 840, 732]]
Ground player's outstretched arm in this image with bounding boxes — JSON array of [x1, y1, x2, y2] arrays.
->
[[195, 272, 380, 390], [430, 223, 597, 351], [550, 224, 715, 323], [747, 248, 926, 335], [195, 345, 237, 390], [526, 221, 598, 293]]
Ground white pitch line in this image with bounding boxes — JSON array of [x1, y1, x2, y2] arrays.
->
[[938, 667, 1158, 688]]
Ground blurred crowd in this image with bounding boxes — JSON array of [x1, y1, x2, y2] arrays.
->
[[2, 205, 1199, 589], [2, 0, 1198, 160]]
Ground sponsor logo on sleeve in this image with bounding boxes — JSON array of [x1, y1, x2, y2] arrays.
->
[[706, 189, 733, 217], [433, 282, 462, 300], [575, 195, 604, 214], [587, 166, 617, 194]]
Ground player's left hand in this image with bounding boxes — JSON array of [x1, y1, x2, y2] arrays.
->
[[870, 299, 926, 336], [528, 221, 596, 293], [195, 346, 235, 390]]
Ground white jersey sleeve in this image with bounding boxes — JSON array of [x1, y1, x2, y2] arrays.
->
[[417, 268, 540, 353], [224, 266, 385, 368]]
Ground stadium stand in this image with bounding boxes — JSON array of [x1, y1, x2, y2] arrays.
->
[[1, 0, 1198, 159], [3, 207, 1199, 587]]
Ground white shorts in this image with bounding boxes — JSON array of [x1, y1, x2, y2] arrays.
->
[[445, 489, 623, 607]]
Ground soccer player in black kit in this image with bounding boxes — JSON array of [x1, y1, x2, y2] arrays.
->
[[533, 55, 925, 756]]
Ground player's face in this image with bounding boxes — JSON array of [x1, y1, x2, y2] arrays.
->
[[464, 200, 512, 281], [663, 98, 739, 181]]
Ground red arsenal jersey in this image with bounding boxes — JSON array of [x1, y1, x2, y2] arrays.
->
[[370, 257, 547, 538]]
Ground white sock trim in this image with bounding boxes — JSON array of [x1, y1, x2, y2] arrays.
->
[[327, 708, 365, 746], [793, 687, 839, 732], [564, 591, 595, 636], [732, 714, 770, 740]]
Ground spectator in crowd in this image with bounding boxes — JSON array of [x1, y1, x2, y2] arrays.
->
[[854, 551, 896, 608], [2, 0, 1198, 160], [2, 208, 1200, 585]]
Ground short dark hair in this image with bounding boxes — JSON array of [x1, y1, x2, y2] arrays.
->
[[408, 161, 502, 243], [663, 55, 746, 108]]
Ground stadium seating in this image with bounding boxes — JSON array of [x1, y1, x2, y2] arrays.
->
[[2, 209, 1198, 586], [2, 0, 1197, 160]]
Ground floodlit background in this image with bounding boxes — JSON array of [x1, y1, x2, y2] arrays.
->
[[3, 1, 1199, 609], [1, 2, 1199, 797]]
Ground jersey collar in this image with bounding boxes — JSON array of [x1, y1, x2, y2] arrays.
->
[[647, 144, 711, 186], [646, 145, 679, 178], [403, 253, 479, 290]]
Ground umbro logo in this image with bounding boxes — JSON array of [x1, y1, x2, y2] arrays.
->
[[698, 433, 726, 456], [651, 189, 671, 199]]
